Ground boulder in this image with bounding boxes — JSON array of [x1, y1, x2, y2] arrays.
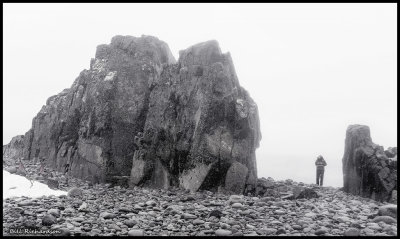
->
[[47, 179, 59, 189], [209, 209, 223, 219], [4, 35, 261, 193], [22, 220, 39, 230], [252, 177, 276, 196], [292, 186, 304, 198], [296, 188, 319, 199], [385, 147, 397, 158], [378, 204, 397, 219], [342, 125, 397, 202], [67, 187, 83, 197], [6, 166, 17, 174], [16, 169, 26, 176], [42, 214, 57, 226], [264, 188, 280, 198]]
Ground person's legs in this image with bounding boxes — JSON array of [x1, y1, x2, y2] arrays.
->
[[316, 168, 323, 186], [320, 170, 324, 186]]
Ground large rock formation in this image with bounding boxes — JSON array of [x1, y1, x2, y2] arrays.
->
[[342, 125, 397, 202], [3, 35, 261, 194]]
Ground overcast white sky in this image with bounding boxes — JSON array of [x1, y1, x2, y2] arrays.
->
[[3, 3, 397, 187]]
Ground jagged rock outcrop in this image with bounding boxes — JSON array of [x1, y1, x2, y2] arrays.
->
[[342, 124, 397, 202], [3, 135, 25, 159], [3, 35, 261, 194]]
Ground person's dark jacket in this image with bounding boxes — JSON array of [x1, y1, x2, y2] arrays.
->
[[315, 157, 327, 170]]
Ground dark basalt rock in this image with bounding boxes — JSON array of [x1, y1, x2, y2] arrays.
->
[[342, 124, 397, 202], [3, 35, 261, 194], [296, 188, 319, 199], [47, 178, 59, 189]]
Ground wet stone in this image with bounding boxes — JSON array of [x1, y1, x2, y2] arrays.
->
[[128, 229, 144, 236], [215, 229, 232, 236]]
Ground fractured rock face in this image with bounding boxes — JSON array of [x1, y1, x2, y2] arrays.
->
[[3, 135, 25, 159], [131, 38, 261, 192], [4, 35, 261, 194], [342, 125, 397, 202]]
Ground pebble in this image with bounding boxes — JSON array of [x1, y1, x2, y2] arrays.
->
[[17, 200, 35, 207], [304, 212, 316, 218], [128, 229, 144, 236], [215, 229, 232, 236], [193, 219, 205, 225], [244, 231, 258, 236], [47, 208, 60, 217], [100, 212, 117, 219], [72, 217, 85, 222], [246, 224, 255, 229], [78, 202, 88, 211], [183, 213, 197, 219], [264, 228, 277, 235], [373, 216, 397, 224], [344, 227, 360, 236], [292, 225, 302, 230], [274, 209, 286, 215], [2, 157, 397, 237], [315, 228, 327, 235], [231, 203, 243, 209], [124, 219, 138, 227], [232, 231, 244, 236], [336, 216, 350, 223], [64, 207, 75, 214], [276, 228, 286, 235], [42, 214, 57, 226], [146, 200, 156, 206]]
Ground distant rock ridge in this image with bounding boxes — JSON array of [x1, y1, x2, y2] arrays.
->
[[342, 124, 397, 202], [3, 35, 261, 194]]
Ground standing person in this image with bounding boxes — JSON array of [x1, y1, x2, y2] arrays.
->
[[315, 155, 327, 186]]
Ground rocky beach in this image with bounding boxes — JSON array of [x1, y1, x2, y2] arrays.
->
[[2, 34, 397, 237], [3, 157, 397, 236]]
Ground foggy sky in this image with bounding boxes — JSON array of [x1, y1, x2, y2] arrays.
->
[[3, 3, 397, 187]]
